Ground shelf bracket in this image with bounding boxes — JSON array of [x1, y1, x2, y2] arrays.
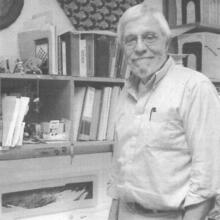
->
[[70, 143, 75, 164]]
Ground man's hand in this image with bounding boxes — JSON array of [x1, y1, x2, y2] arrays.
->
[[108, 199, 119, 220]]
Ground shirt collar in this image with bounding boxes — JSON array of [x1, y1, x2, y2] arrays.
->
[[125, 56, 175, 100]]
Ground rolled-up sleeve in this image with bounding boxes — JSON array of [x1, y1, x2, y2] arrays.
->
[[181, 78, 220, 207]]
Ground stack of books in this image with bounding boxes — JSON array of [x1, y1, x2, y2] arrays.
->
[[73, 85, 121, 141], [58, 31, 128, 78], [1, 95, 30, 148]]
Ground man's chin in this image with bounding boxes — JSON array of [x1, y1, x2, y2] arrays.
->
[[132, 69, 154, 83]]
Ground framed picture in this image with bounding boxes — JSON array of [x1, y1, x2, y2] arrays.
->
[[0, 175, 97, 220]]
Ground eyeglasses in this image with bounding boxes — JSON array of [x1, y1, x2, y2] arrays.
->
[[123, 32, 159, 50]]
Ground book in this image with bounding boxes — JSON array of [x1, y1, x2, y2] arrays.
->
[[59, 31, 118, 78], [0, 81, 2, 146], [106, 86, 121, 141], [11, 96, 30, 147], [78, 86, 96, 140], [108, 37, 118, 78], [86, 34, 95, 77], [94, 35, 111, 77], [2, 96, 21, 147], [72, 87, 87, 141], [57, 35, 62, 75], [17, 122, 25, 146], [90, 88, 103, 140], [61, 40, 67, 76], [114, 46, 125, 78], [79, 36, 87, 77], [97, 87, 112, 141], [59, 32, 75, 76]]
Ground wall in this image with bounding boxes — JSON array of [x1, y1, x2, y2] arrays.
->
[[0, 0, 74, 58]]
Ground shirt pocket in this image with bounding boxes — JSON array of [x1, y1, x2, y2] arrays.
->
[[137, 113, 181, 149]]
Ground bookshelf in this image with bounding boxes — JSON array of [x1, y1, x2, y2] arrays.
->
[[0, 141, 114, 160], [0, 29, 124, 219], [0, 30, 125, 162]]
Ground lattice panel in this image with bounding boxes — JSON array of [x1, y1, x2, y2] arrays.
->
[[58, 0, 144, 32]]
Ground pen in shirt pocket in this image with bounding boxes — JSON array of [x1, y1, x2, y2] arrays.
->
[[149, 107, 157, 121]]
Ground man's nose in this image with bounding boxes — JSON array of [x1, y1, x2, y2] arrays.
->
[[135, 38, 147, 54]]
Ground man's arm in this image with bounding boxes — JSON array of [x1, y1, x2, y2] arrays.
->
[[108, 199, 119, 220], [183, 199, 213, 220], [180, 80, 220, 208]]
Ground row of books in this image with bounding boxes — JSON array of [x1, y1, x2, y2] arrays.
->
[[17, 22, 128, 78], [1, 95, 30, 148], [73, 86, 121, 142], [58, 31, 127, 78]]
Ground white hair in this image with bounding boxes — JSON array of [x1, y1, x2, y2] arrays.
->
[[117, 2, 171, 45]]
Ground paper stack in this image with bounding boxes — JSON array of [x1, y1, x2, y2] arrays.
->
[[2, 95, 30, 147]]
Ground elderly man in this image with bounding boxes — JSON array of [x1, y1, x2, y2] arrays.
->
[[107, 2, 220, 220]]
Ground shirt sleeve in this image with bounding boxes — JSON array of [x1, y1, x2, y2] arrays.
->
[[107, 134, 120, 200], [180, 78, 220, 207]]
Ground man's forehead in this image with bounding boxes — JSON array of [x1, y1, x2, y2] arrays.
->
[[124, 16, 162, 36]]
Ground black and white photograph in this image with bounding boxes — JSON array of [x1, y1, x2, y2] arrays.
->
[[1, 0, 220, 220]]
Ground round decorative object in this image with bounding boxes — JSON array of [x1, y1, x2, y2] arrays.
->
[[0, 0, 24, 30]]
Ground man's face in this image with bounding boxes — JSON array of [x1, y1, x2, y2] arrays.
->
[[123, 16, 168, 83]]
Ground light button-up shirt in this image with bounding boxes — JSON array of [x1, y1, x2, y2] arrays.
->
[[108, 57, 220, 210]]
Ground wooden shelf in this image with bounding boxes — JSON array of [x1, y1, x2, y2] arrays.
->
[[0, 73, 72, 80], [73, 76, 125, 84], [74, 140, 114, 155], [171, 23, 220, 37], [0, 141, 114, 161], [0, 73, 125, 83]]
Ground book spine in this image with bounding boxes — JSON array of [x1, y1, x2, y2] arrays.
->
[[79, 35, 87, 77], [2, 96, 20, 147], [115, 46, 124, 78], [106, 86, 120, 140], [72, 34, 80, 76], [72, 87, 86, 141], [90, 89, 102, 140], [61, 40, 67, 76], [97, 87, 112, 141], [49, 25, 58, 75], [78, 87, 96, 140], [57, 35, 62, 75], [94, 35, 110, 77], [86, 34, 95, 77], [109, 37, 117, 78]]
